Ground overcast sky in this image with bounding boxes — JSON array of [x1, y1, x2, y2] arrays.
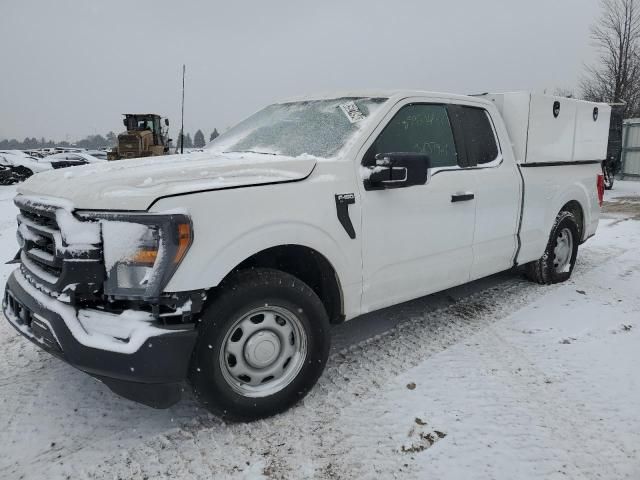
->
[[0, 0, 602, 142]]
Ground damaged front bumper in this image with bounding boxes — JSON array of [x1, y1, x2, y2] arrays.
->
[[3, 270, 198, 408]]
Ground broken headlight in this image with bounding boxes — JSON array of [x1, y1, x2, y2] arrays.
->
[[77, 212, 193, 299]]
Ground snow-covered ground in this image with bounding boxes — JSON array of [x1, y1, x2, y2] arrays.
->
[[1, 182, 639, 479]]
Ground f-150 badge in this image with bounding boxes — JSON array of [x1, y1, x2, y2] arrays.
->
[[335, 193, 356, 239]]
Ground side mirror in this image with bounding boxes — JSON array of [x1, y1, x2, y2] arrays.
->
[[123, 119, 128, 128], [165, 118, 169, 126], [364, 153, 431, 190]]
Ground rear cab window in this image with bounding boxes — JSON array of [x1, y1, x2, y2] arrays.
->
[[455, 106, 500, 166]]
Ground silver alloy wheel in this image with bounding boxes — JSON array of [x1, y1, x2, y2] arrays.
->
[[219, 305, 308, 398], [553, 227, 573, 273]]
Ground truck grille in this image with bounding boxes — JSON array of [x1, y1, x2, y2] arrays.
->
[[17, 202, 63, 281], [15, 197, 104, 300]]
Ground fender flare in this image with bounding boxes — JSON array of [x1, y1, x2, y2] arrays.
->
[[546, 181, 592, 242]]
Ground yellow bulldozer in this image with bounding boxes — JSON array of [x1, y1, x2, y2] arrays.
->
[[108, 114, 171, 160]]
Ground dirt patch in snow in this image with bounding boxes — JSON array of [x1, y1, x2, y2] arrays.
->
[[601, 198, 640, 217]]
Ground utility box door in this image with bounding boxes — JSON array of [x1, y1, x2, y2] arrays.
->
[[573, 101, 611, 161], [484, 92, 611, 164], [527, 95, 578, 164]]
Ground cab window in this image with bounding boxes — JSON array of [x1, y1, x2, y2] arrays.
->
[[365, 104, 458, 168]]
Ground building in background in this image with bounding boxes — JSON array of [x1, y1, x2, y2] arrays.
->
[[621, 119, 640, 179]]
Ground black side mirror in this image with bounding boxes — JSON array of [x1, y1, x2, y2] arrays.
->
[[364, 153, 431, 190], [165, 118, 169, 126], [123, 119, 128, 128]]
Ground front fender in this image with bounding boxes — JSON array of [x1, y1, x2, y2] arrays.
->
[[149, 161, 363, 319], [164, 221, 353, 294]]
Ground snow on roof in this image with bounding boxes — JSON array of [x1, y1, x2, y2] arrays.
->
[[122, 113, 164, 118], [277, 89, 493, 105]]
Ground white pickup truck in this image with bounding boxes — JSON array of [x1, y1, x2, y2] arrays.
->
[[3, 90, 608, 421]]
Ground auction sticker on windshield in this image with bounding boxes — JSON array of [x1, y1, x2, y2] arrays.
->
[[339, 101, 365, 123]]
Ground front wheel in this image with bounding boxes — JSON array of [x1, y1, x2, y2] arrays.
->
[[525, 211, 579, 285], [189, 268, 330, 421]]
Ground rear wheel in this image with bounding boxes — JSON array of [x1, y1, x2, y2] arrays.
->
[[525, 211, 579, 285], [189, 268, 330, 421]]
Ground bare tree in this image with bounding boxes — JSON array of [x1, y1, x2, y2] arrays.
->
[[580, 0, 640, 117]]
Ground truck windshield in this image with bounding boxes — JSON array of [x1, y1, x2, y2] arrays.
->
[[206, 97, 388, 158]]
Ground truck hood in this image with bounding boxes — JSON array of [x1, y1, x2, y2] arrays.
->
[[17, 151, 317, 210]]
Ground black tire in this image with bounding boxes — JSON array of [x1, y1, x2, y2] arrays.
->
[[603, 162, 614, 190], [525, 211, 579, 285], [189, 268, 330, 422]]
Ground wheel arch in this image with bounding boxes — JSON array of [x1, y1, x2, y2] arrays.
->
[[559, 199, 585, 241], [550, 181, 593, 243], [221, 245, 345, 324]]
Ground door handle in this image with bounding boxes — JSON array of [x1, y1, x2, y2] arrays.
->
[[451, 192, 475, 202]]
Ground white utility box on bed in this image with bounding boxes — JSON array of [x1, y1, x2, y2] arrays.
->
[[483, 92, 611, 164]]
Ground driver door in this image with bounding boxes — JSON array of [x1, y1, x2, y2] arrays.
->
[[359, 99, 477, 312]]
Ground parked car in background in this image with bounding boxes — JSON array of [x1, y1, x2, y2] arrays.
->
[[0, 150, 105, 184], [45, 152, 105, 169], [0, 165, 14, 184], [0, 150, 52, 184], [22, 150, 47, 158], [86, 150, 109, 160]]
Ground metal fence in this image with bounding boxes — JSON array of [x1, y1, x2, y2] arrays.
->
[[621, 119, 640, 178]]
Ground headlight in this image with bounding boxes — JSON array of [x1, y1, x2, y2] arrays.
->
[[77, 212, 193, 299]]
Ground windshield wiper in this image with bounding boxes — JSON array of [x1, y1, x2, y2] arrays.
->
[[223, 150, 277, 156]]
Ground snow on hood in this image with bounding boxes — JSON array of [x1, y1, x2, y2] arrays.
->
[[17, 151, 317, 210]]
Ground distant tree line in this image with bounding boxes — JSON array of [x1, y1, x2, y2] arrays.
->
[[2, 128, 221, 151], [177, 128, 219, 150], [0, 132, 117, 150]]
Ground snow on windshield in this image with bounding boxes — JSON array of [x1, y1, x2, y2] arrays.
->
[[205, 97, 388, 159]]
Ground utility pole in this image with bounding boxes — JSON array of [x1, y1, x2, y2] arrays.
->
[[180, 64, 186, 154]]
